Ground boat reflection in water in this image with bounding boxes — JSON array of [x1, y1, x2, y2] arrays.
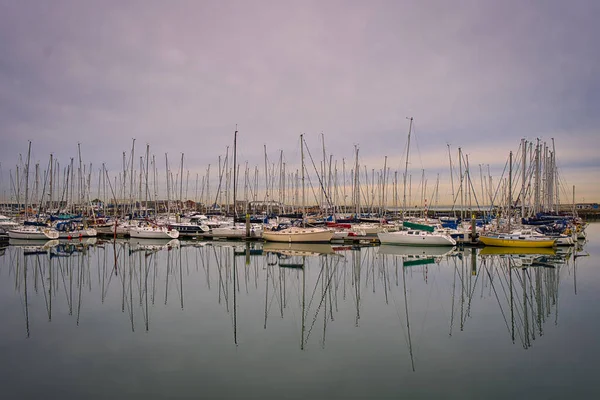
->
[[262, 241, 335, 256], [9, 238, 60, 253], [477, 246, 572, 349], [0, 236, 585, 363], [378, 245, 456, 267], [129, 238, 180, 253]]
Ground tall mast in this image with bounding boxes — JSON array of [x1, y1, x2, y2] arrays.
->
[[301, 134, 305, 227], [129, 139, 135, 217], [534, 139, 540, 214], [321, 132, 326, 210], [508, 151, 513, 232], [180, 152, 184, 215], [458, 147, 464, 220], [402, 117, 413, 217], [264, 145, 269, 215], [145, 144, 150, 217], [49, 153, 54, 212], [521, 139, 527, 218], [165, 153, 170, 220], [447, 144, 455, 217], [24, 141, 32, 220], [552, 138, 559, 211], [233, 126, 238, 218], [354, 146, 359, 215], [382, 156, 388, 218]]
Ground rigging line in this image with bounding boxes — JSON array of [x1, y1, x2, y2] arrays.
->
[[303, 137, 334, 209], [305, 262, 326, 312], [304, 260, 337, 345], [488, 156, 510, 211], [36, 256, 51, 318], [411, 122, 425, 172], [484, 263, 512, 336]]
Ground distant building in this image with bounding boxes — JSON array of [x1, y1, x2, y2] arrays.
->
[[576, 203, 599, 210]]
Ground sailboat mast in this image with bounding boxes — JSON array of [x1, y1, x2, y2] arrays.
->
[[458, 147, 464, 220], [180, 152, 184, 215], [129, 139, 135, 218], [165, 153, 170, 220], [145, 144, 150, 217], [521, 139, 527, 218], [24, 141, 32, 220], [447, 144, 455, 217], [301, 134, 305, 227], [233, 126, 238, 218], [354, 146, 359, 215], [508, 151, 513, 232], [402, 117, 413, 217], [49, 153, 53, 212]]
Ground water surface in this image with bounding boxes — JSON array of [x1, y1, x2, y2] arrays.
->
[[1, 225, 599, 399]]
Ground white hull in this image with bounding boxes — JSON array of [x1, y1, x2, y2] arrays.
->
[[377, 230, 456, 246], [129, 226, 180, 239], [262, 227, 334, 243], [8, 227, 59, 240]]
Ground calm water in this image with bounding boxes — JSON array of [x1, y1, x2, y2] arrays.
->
[[1, 225, 599, 400]]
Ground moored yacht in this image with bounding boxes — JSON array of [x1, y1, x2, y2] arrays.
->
[[377, 229, 456, 246], [8, 225, 60, 240], [262, 226, 334, 243], [129, 224, 180, 239]]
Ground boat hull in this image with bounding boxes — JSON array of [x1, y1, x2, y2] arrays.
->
[[129, 227, 180, 239], [262, 227, 333, 243], [478, 235, 555, 248], [8, 228, 59, 240], [377, 231, 456, 246]]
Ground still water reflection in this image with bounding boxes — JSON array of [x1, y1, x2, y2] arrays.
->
[[1, 226, 599, 399]]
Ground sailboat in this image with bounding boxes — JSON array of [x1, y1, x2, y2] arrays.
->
[[378, 229, 456, 246], [8, 142, 59, 240], [262, 135, 333, 243], [129, 223, 180, 239], [210, 127, 264, 240], [8, 225, 60, 240]]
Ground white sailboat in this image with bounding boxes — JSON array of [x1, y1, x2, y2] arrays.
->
[[8, 225, 60, 240], [263, 226, 334, 243], [129, 224, 180, 239], [262, 135, 333, 243], [377, 229, 456, 246]]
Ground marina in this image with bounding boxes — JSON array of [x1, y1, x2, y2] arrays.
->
[[2, 1, 599, 398]]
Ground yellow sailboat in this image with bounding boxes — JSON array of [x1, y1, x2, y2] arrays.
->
[[479, 234, 556, 248]]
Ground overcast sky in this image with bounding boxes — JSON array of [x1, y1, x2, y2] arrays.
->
[[1, 0, 598, 206]]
